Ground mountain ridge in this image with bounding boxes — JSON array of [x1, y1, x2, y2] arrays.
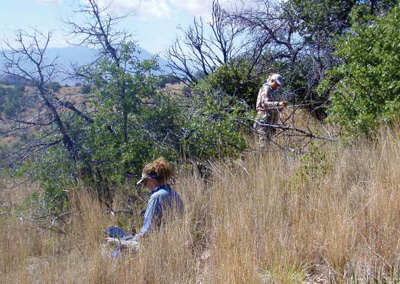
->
[[1, 45, 170, 85]]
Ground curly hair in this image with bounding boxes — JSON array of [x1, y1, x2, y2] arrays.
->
[[142, 157, 173, 183]]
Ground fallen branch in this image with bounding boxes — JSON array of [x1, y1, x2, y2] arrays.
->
[[257, 121, 337, 141]]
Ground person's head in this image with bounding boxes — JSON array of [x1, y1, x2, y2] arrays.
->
[[136, 157, 173, 190], [267, 73, 284, 90]]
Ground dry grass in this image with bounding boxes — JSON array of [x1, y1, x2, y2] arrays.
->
[[1, 128, 400, 283]]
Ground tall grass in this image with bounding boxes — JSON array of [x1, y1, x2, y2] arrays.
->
[[1, 128, 400, 283]]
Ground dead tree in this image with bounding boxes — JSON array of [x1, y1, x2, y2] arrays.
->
[[1, 29, 81, 163], [166, 0, 253, 85]]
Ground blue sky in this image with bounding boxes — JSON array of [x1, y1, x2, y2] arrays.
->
[[0, 0, 241, 56]]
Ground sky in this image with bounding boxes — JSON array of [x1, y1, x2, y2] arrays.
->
[[0, 0, 242, 56]]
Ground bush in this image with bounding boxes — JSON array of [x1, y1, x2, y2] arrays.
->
[[48, 82, 62, 92], [196, 61, 263, 107], [155, 74, 181, 88], [0, 86, 25, 119], [179, 89, 250, 160], [321, 6, 400, 137], [81, 85, 92, 94]]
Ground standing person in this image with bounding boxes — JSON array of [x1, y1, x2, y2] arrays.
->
[[105, 157, 184, 254], [254, 73, 287, 148]]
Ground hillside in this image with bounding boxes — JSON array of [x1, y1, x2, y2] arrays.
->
[[1, 2, 400, 282], [1, 128, 400, 283]]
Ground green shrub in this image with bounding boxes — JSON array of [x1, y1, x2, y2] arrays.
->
[[196, 61, 263, 107], [321, 6, 400, 137], [48, 82, 62, 92], [80, 85, 91, 94], [0, 86, 25, 119]]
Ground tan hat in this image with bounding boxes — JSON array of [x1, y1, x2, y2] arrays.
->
[[270, 74, 284, 86]]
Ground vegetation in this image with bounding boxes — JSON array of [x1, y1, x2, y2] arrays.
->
[[2, 128, 400, 282], [80, 85, 91, 94], [322, 6, 400, 136], [1, 0, 400, 282], [0, 1, 248, 211], [0, 85, 25, 119], [47, 82, 62, 93]]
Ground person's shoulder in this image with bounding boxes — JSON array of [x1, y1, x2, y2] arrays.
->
[[260, 83, 271, 92], [264, 83, 273, 90], [151, 188, 170, 199]]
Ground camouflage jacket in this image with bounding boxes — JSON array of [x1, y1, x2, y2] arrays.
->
[[255, 83, 283, 114]]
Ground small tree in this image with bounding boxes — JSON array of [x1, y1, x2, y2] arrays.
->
[[321, 6, 400, 136], [195, 61, 263, 107], [0, 29, 89, 213], [166, 0, 249, 85], [0, 86, 25, 119], [48, 81, 62, 92], [80, 85, 91, 94], [1, 29, 80, 163]]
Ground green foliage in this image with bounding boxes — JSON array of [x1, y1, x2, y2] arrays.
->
[[155, 74, 181, 88], [73, 45, 250, 185], [19, 146, 75, 214], [290, 142, 331, 190], [179, 88, 250, 160], [285, 0, 354, 37], [77, 93, 182, 183], [285, 0, 397, 39], [195, 62, 263, 107], [75, 46, 171, 180], [0, 86, 25, 119], [80, 85, 91, 94], [48, 82, 62, 92], [321, 6, 400, 137], [3, 45, 251, 214], [276, 0, 398, 117]]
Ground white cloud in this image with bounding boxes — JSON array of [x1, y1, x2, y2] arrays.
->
[[94, 0, 242, 20], [96, 0, 171, 19], [170, 0, 211, 16], [170, 0, 243, 16], [35, 0, 61, 5]]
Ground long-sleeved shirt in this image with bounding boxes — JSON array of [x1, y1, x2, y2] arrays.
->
[[133, 184, 184, 240], [255, 83, 282, 114]]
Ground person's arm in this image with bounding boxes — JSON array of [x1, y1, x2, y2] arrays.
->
[[133, 195, 160, 241], [261, 87, 287, 110]]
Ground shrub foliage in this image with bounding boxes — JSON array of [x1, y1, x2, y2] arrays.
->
[[322, 6, 400, 136]]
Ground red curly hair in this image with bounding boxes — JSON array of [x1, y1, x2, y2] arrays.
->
[[142, 157, 173, 184]]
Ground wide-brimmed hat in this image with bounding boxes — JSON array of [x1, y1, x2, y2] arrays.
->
[[270, 74, 284, 86]]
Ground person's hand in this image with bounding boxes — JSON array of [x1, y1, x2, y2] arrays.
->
[[279, 101, 288, 108]]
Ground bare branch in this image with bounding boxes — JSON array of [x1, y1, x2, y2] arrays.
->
[[165, 0, 248, 84], [1, 28, 81, 163]]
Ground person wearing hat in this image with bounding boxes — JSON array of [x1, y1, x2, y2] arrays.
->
[[104, 157, 184, 254], [254, 73, 287, 148], [134, 157, 184, 240]]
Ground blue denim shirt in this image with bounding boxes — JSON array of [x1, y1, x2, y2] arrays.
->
[[133, 184, 184, 240]]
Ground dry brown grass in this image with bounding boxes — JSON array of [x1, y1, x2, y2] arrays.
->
[[1, 128, 400, 283]]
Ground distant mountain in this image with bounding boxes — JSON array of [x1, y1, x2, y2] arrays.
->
[[1, 46, 170, 85], [0, 74, 32, 86]]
